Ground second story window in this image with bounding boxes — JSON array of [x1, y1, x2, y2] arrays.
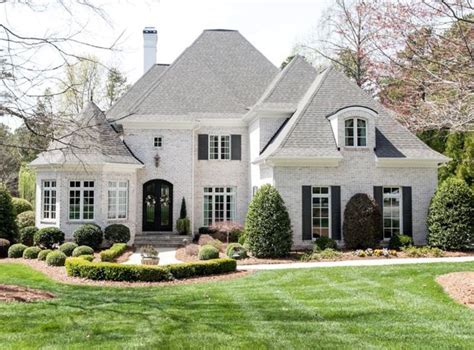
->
[[345, 118, 367, 147], [154, 136, 163, 148], [209, 135, 230, 160]]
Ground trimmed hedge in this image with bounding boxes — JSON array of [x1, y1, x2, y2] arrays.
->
[[100, 243, 128, 262], [59, 242, 78, 257], [72, 245, 94, 257], [73, 224, 103, 249], [19, 226, 38, 246], [37, 249, 52, 261], [16, 210, 35, 230], [34, 227, 65, 249], [23, 246, 41, 259], [46, 251, 67, 266], [65, 257, 237, 282], [12, 197, 33, 216], [8, 243, 27, 258], [198, 245, 219, 260], [104, 224, 130, 244], [78, 255, 94, 262], [0, 239, 10, 258]]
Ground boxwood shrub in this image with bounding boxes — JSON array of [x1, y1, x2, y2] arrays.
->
[[73, 224, 103, 249], [65, 257, 237, 282], [104, 224, 130, 244], [23, 246, 42, 259], [100, 243, 128, 262], [12, 198, 33, 216], [59, 242, 78, 257], [16, 210, 35, 230], [314, 237, 338, 251], [389, 234, 413, 250], [78, 255, 94, 262], [19, 226, 38, 246], [34, 227, 65, 249], [46, 251, 67, 266], [0, 238, 10, 258], [225, 243, 247, 259], [8, 243, 27, 258], [37, 249, 52, 261], [198, 245, 219, 260], [72, 245, 94, 257]]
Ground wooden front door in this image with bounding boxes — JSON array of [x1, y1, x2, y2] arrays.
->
[[143, 180, 173, 231]]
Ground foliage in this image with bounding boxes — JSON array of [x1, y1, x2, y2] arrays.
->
[[210, 221, 243, 243], [104, 224, 130, 244], [0, 238, 10, 258], [402, 246, 444, 258], [34, 227, 65, 249], [18, 164, 36, 206], [19, 226, 38, 246], [105, 67, 129, 109], [73, 224, 103, 249], [184, 244, 200, 257], [245, 185, 292, 258], [22, 246, 41, 259], [314, 237, 338, 251], [46, 251, 67, 266], [100, 243, 127, 262], [225, 243, 247, 259], [65, 257, 237, 282], [11, 197, 33, 216], [198, 245, 220, 260], [179, 197, 187, 219], [427, 178, 474, 249], [343, 193, 382, 249], [176, 218, 190, 235], [314, 248, 342, 260], [59, 242, 79, 257], [0, 125, 21, 193], [16, 210, 35, 230], [37, 249, 52, 261], [389, 234, 413, 250], [141, 245, 158, 258], [0, 188, 19, 242], [78, 255, 94, 262], [72, 245, 94, 257], [8, 243, 27, 258]]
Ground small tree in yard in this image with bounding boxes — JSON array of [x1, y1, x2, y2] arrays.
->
[[0, 188, 19, 242], [427, 178, 474, 250], [343, 194, 382, 249], [176, 198, 190, 235], [245, 184, 292, 258]]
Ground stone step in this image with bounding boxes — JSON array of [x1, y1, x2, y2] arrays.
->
[[134, 234, 192, 248]]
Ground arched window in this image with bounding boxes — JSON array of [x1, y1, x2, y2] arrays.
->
[[344, 118, 367, 147]]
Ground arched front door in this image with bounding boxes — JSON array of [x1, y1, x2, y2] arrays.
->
[[143, 179, 173, 231]]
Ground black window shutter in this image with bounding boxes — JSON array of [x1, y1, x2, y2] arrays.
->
[[373, 186, 383, 239], [331, 186, 341, 240], [302, 186, 312, 241], [402, 187, 413, 237], [231, 134, 241, 160], [198, 134, 208, 160]]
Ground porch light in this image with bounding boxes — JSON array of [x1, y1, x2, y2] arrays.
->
[[154, 153, 160, 168]]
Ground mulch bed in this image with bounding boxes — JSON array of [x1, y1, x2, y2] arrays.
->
[[0, 259, 251, 288], [0, 284, 55, 303], [437, 272, 474, 309]]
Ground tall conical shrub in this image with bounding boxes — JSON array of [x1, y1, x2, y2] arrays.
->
[[179, 197, 187, 219]]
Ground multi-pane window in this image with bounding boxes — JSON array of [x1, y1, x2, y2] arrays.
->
[[108, 181, 128, 220], [69, 181, 95, 221], [312, 187, 330, 239], [209, 135, 231, 160], [154, 136, 163, 148], [345, 118, 367, 147], [383, 187, 401, 239], [42, 180, 57, 221], [203, 187, 235, 226]]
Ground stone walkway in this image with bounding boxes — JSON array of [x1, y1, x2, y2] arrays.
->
[[236, 256, 474, 270], [123, 248, 181, 266]]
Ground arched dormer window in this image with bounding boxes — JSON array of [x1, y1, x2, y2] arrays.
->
[[344, 118, 367, 147]]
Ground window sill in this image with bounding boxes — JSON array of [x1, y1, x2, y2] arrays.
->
[[66, 220, 96, 224], [40, 220, 57, 225]]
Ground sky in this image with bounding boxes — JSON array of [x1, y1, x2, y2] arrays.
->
[[0, 0, 331, 128]]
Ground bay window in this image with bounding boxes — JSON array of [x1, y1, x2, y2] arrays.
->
[[69, 181, 95, 221], [42, 180, 57, 221]]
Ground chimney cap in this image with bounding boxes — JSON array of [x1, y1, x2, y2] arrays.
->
[[143, 27, 157, 34]]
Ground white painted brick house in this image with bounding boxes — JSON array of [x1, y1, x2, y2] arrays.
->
[[30, 29, 448, 247]]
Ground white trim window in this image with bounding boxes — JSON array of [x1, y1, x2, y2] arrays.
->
[[108, 181, 128, 220], [203, 187, 236, 226], [69, 181, 95, 221], [383, 187, 402, 239], [209, 135, 231, 160], [312, 186, 331, 239], [345, 118, 367, 147], [154, 136, 163, 148], [42, 180, 57, 221]]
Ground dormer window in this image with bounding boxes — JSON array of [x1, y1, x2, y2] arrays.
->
[[344, 118, 367, 147]]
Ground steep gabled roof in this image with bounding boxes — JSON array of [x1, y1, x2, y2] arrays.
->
[[31, 102, 142, 166], [258, 66, 448, 162], [127, 30, 278, 117]]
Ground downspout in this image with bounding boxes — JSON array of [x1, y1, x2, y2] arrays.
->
[[191, 121, 200, 238]]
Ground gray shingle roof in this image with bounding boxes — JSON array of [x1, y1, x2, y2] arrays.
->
[[258, 66, 448, 162], [31, 102, 142, 166], [126, 30, 278, 117]]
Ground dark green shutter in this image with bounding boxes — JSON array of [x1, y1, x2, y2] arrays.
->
[[198, 134, 208, 160], [402, 187, 413, 236], [302, 186, 312, 241], [373, 186, 383, 239], [331, 186, 341, 240], [231, 134, 241, 160]]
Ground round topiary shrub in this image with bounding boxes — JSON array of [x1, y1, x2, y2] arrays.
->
[[46, 251, 67, 266], [73, 224, 103, 249], [226, 243, 247, 259], [0, 238, 10, 258], [34, 227, 65, 249], [343, 193, 382, 249], [37, 249, 52, 261], [72, 245, 94, 257], [59, 242, 78, 257], [19, 226, 38, 246], [23, 246, 41, 259], [12, 197, 33, 216], [198, 245, 219, 260], [427, 178, 474, 250], [8, 243, 27, 258], [0, 189, 18, 242], [104, 224, 130, 244], [16, 210, 35, 230], [388, 234, 413, 250], [245, 184, 292, 258]]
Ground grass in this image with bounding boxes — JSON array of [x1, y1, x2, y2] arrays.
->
[[0, 262, 473, 349]]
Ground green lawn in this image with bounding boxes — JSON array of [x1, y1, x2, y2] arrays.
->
[[0, 262, 473, 349]]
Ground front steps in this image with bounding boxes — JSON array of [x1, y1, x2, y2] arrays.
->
[[134, 233, 192, 248]]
